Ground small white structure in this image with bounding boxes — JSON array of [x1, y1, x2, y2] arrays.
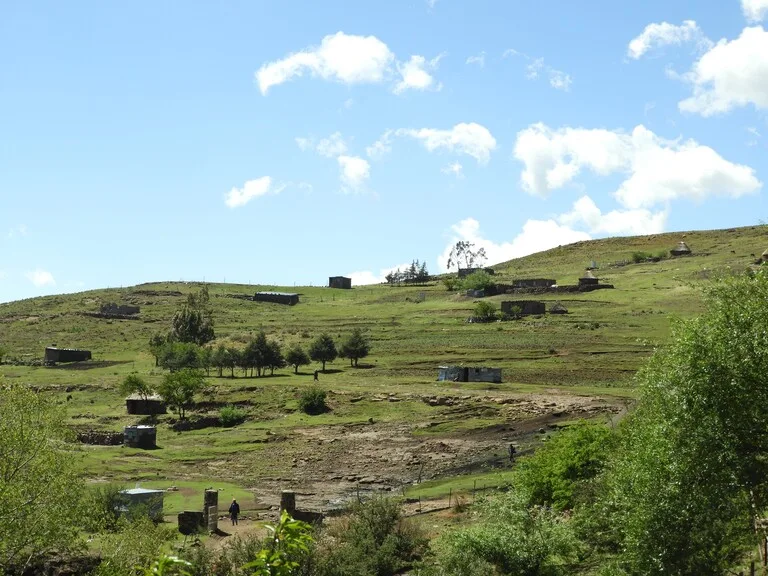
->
[[119, 487, 164, 521]]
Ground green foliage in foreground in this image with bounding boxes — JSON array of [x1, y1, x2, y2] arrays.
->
[[243, 511, 313, 576], [473, 300, 498, 322], [591, 267, 768, 574], [0, 381, 86, 573], [219, 405, 247, 427]]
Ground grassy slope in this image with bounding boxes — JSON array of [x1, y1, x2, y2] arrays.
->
[[1, 224, 766, 501]]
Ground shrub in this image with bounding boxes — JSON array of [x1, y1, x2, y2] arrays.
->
[[473, 301, 497, 321], [630, 251, 653, 264], [442, 277, 459, 291], [219, 405, 246, 427], [298, 387, 328, 415], [461, 270, 496, 291]]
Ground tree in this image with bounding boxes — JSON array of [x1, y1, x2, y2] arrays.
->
[[309, 333, 337, 371], [157, 369, 205, 419], [597, 268, 768, 573], [170, 286, 214, 345], [225, 347, 241, 379], [446, 240, 487, 271], [148, 333, 167, 367], [212, 344, 227, 378], [0, 381, 86, 572], [159, 342, 200, 372], [119, 373, 155, 401], [286, 344, 310, 374], [266, 340, 285, 376], [198, 346, 212, 377], [339, 328, 371, 367]]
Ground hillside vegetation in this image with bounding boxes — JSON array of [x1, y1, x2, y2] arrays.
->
[[0, 225, 766, 507]]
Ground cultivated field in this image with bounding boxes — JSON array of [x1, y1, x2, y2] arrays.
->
[[1, 225, 766, 520]]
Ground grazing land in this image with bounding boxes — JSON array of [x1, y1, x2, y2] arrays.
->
[[1, 225, 766, 518]]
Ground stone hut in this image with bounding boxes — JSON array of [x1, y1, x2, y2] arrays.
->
[[501, 300, 546, 316], [44, 347, 92, 365], [254, 291, 299, 305], [578, 270, 599, 288], [329, 276, 352, 289], [457, 267, 496, 278], [100, 303, 140, 315], [124, 425, 157, 449], [670, 241, 692, 257], [549, 302, 568, 314], [126, 394, 166, 415], [437, 366, 502, 383], [118, 487, 164, 521]]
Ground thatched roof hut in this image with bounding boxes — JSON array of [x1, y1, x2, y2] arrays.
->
[[579, 269, 599, 287], [549, 302, 568, 314], [670, 241, 692, 257]]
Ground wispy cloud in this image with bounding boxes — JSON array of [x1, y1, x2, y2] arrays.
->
[[7, 224, 27, 239], [442, 162, 464, 178], [25, 268, 55, 288], [224, 176, 285, 208], [504, 49, 572, 91], [466, 52, 486, 68]]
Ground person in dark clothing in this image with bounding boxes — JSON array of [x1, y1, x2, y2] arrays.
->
[[313, 370, 319, 381], [228, 498, 240, 526]]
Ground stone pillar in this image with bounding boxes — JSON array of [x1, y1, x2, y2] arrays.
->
[[280, 490, 296, 515], [203, 490, 218, 530]]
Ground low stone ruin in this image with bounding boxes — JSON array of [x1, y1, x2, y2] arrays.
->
[[77, 430, 124, 446], [177, 489, 219, 534], [281, 490, 324, 524]]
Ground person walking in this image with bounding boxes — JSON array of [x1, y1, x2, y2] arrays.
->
[[228, 498, 240, 526], [313, 370, 319, 381]]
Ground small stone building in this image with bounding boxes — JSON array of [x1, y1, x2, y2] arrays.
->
[[100, 303, 140, 315], [124, 425, 157, 449], [578, 270, 599, 288], [44, 347, 92, 364], [437, 366, 502, 383], [670, 241, 692, 257], [329, 276, 352, 289], [501, 300, 546, 316], [457, 267, 496, 278], [254, 291, 299, 305], [126, 394, 166, 415], [118, 487, 164, 521], [512, 279, 556, 289]]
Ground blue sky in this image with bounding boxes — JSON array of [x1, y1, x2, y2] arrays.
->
[[2, 0, 767, 302]]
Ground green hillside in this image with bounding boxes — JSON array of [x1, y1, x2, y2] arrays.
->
[[1, 224, 766, 510]]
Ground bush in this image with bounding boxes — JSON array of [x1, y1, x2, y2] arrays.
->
[[219, 405, 246, 427], [298, 387, 328, 415], [630, 251, 653, 264], [473, 301, 497, 321], [461, 270, 496, 291], [442, 277, 459, 291]]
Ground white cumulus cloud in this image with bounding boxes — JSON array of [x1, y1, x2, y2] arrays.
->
[[25, 269, 55, 288], [347, 262, 412, 285], [678, 26, 768, 116], [224, 176, 284, 208], [398, 122, 497, 164], [743, 0, 768, 22], [437, 217, 590, 272], [513, 122, 761, 208], [627, 20, 708, 59], [338, 155, 370, 191], [256, 32, 443, 96], [559, 196, 668, 236], [394, 54, 443, 94]]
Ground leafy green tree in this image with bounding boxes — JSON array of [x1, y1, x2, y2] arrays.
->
[[515, 421, 613, 511], [159, 342, 201, 372], [266, 340, 285, 375], [446, 240, 487, 272], [0, 381, 86, 572], [461, 270, 495, 291], [473, 301, 497, 322], [225, 347, 241, 379], [157, 369, 205, 419], [148, 333, 168, 367], [339, 328, 371, 367], [309, 333, 337, 371], [119, 373, 155, 401], [198, 346, 212, 377], [597, 268, 768, 574], [212, 344, 227, 378], [286, 344, 310, 374], [170, 286, 215, 345]]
